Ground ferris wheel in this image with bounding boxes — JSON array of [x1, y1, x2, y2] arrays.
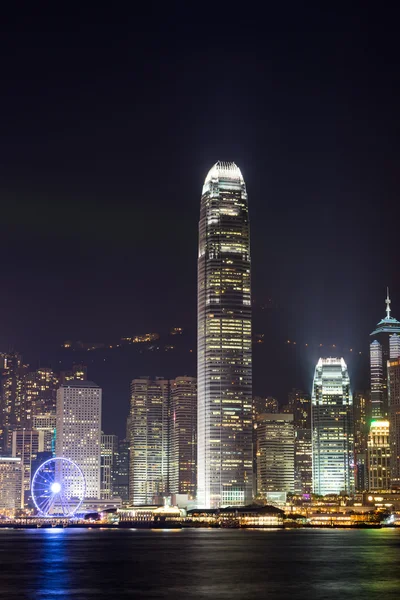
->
[[31, 457, 86, 517]]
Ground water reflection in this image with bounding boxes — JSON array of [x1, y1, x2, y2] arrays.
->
[[0, 528, 400, 599]]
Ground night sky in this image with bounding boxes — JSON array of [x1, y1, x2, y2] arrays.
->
[[1, 9, 399, 435]]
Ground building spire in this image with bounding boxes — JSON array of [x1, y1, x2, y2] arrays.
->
[[386, 287, 391, 319]]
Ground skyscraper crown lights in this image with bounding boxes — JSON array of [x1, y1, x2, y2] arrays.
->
[[371, 288, 400, 335], [203, 161, 244, 190]]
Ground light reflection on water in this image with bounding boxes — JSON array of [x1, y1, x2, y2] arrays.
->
[[0, 528, 399, 599]]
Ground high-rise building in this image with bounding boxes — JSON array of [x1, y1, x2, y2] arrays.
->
[[12, 429, 44, 508], [59, 364, 87, 385], [388, 358, 400, 486], [114, 437, 130, 503], [100, 434, 118, 500], [285, 390, 312, 495], [21, 368, 59, 423], [288, 389, 311, 429], [256, 413, 295, 495], [56, 380, 102, 498], [32, 413, 57, 453], [253, 396, 279, 419], [294, 429, 312, 495], [367, 419, 391, 490], [1, 353, 29, 434], [169, 376, 197, 498], [370, 290, 400, 417], [312, 358, 355, 495], [197, 161, 253, 508], [0, 457, 21, 513], [128, 377, 169, 505], [353, 391, 370, 491]]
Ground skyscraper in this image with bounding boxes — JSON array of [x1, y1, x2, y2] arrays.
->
[[367, 419, 391, 490], [288, 389, 312, 495], [0, 457, 21, 513], [128, 377, 169, 505], [370, 290, 400, 417], [21, 368, 59, 423], [100, 433, 118, 500], [1, 353, 29, 445], [169, 376, 197, 498], [197, 161, 252, 508], [32, 413, 57, 454], [388, 358, 400, 485], [12, 429, 44, 508], [353, 391, 370, 491], [312, 358, 355, 495], [114, 437, 130, 503], [253, 396, 279, 419], [256, 413, 295, 495], [288, 389, 311, 429], [56, 380, 102, 498]]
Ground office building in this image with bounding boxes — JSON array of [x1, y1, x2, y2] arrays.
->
[[32, 413, 56, 453], [115, 437, 130, 503], [169, 376, 197, 498], [56, 380, 102, 498], [294, 428, 312, 495], [197, 161, 253, 508], [12, 429, 44, 508], [287, 389, 312, 495], [368, 419, 391, 490], [288, 389, 311, 429], [128, 377, 169, 505], [370, 290, 400, 417], [21, 368, 59, 424], [253, 396, 278, 418], [1, 353, 29, 433], [59, 364, 87, 385], [100, 434, 118, 500], [0, 457, 21, 513], [312, 358, 355, 495], [353, 391, 370, 491], [256, 413, 295, 495], [388, 358, 400, 485]]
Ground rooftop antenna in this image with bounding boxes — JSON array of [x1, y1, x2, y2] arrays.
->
[[386, 287, 391, 319]]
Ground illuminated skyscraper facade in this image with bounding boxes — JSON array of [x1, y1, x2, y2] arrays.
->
[[370, 291, 400, 417], [56, 380, 102, 498], [367, 419, 391, 490], [388, 358, 400, 485], [128, 377, 169, 505], [312, 358, 355, 495], [0, 457, 21, 513], [197, 161, 252, 508], [256, 413, 295, 494], [169, 376, 197, 498], [12, 429, 44, 508], [100, 434, 118, 500]]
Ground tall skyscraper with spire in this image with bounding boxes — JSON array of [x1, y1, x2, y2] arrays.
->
[[370, 289, 400, 417], [197, 161, 253, 508]]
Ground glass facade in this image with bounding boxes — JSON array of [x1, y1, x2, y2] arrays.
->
[[169, 376, 197, 498], [128, 377, 169, 505], [388, 359, 400, 485], [312, 358, 355, 495], [100, 434, 118, 500], [197, 161, 252, 508], [370, 291, 400, 418], [367, 419, 391, 490], [256, 414, 295, 494]]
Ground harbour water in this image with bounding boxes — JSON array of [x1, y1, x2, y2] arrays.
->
[[0, 528, 399, 599]]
